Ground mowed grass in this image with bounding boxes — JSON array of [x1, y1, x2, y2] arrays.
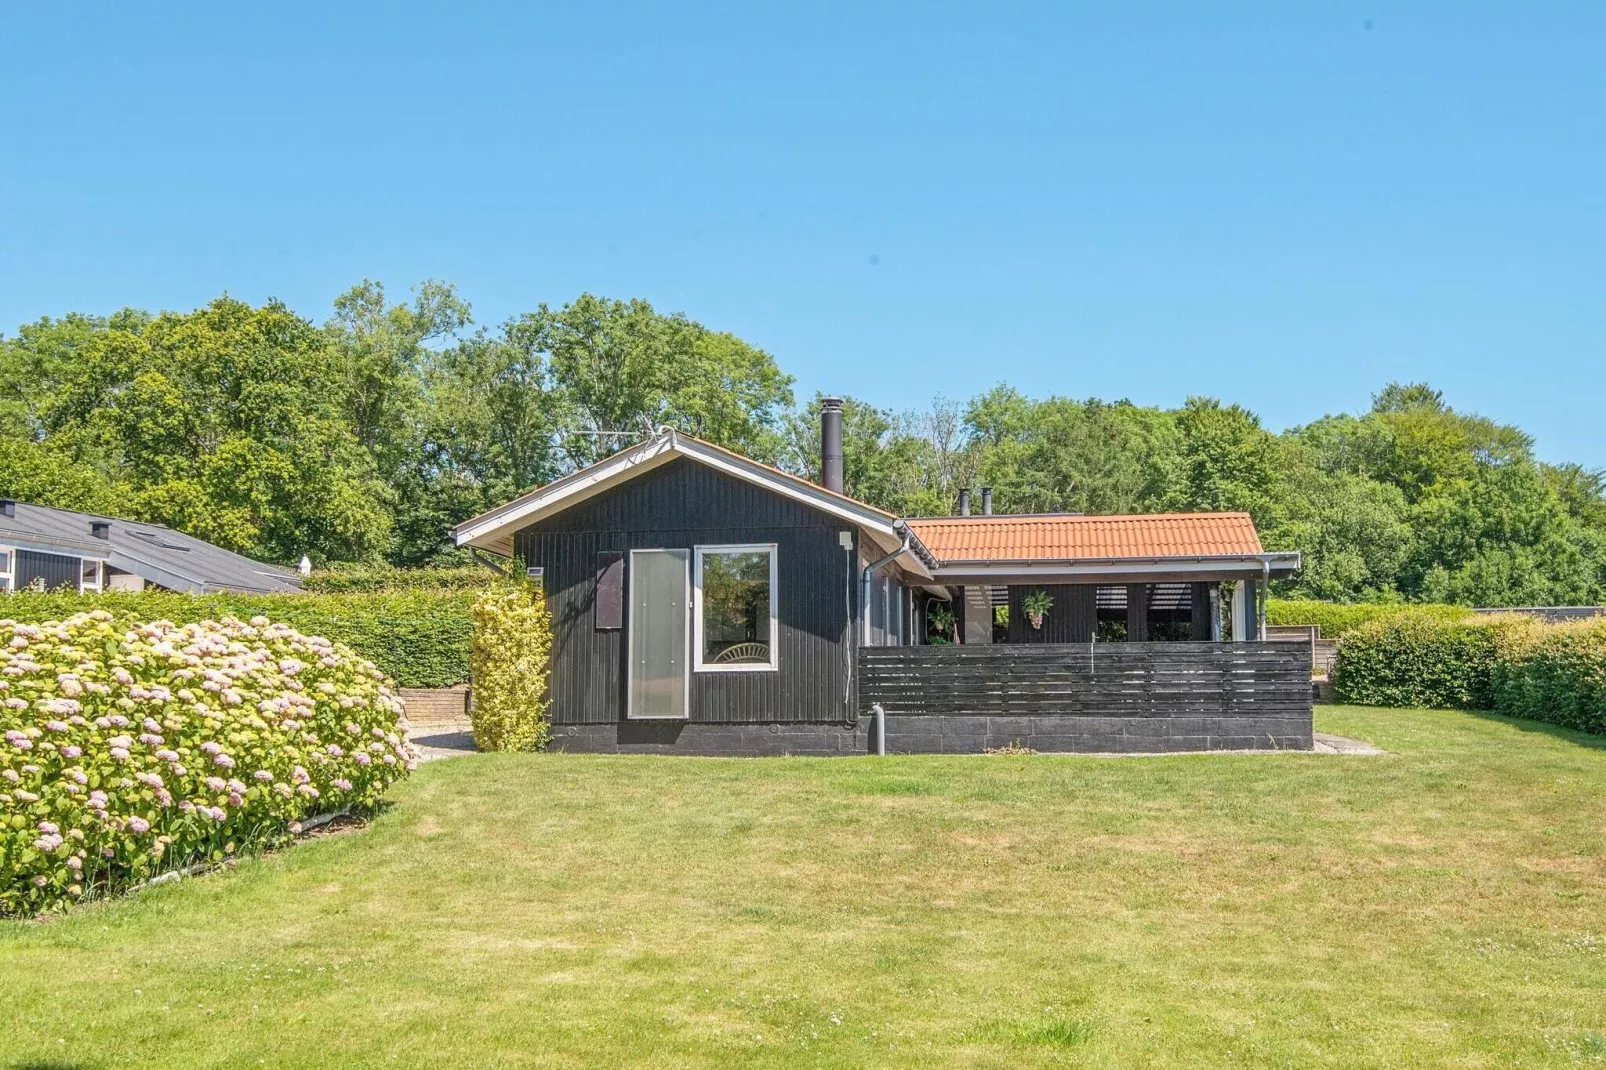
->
[[3, 707, 1605, 1069]]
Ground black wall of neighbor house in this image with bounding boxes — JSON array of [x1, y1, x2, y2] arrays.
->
[[514, 457, 863, 738], [15, 549, 81, 591]]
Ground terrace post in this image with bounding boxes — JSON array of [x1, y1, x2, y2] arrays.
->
[[1126, 583, 1149, 642]]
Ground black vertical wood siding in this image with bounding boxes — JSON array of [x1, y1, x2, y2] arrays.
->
[[1126, 583, 1150, 642], [1006, 584, 1097, 644], [1191, 582, 1214, 639], [515, 458, 860, 725]]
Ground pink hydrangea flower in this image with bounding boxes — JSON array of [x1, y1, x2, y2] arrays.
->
[[213, 753, 235, 769], [127, 816, 150, 833]]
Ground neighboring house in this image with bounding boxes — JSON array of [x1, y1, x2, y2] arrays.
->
[[454, 399, 1306, 755], [0, 500, 302, 595]]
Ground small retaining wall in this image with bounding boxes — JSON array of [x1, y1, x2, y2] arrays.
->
[[546, 721, 867, 756], [399, 686, 471, 729]]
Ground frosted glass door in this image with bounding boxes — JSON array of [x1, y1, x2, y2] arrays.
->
[[628, 549, 690, 719]]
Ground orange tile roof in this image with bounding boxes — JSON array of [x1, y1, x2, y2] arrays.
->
[[903, 512, 1265, 564]]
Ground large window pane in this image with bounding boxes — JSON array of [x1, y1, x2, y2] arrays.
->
[[699, 547, 774, 667], [629, 550, 689, 719]]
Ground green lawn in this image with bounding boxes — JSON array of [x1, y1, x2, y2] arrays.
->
[[4, 707, 1605, 1069]]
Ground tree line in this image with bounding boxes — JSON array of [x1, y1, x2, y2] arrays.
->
[[2, 281, 1602, 607]]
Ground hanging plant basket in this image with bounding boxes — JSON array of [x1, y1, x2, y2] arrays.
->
[[1022, 588, 1054, 631]]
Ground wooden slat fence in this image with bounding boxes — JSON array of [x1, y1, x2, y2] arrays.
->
[[859, 641, 1313, 720]]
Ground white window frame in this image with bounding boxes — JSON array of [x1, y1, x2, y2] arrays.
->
[[80, 558, 105, 593], [693, 542, 778, 672], [0, 546, 12, 592]]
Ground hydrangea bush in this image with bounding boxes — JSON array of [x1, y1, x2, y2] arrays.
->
[[1, 611, 417, 917]]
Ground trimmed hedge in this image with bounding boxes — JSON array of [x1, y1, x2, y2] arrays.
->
[[302, 565, 496, 594], [1335, 613, 1606, 736], [1268, 599, 1471, 639], [1332, 616, 1524, 710], [1490, 619, 1606, 735], [1, 591, 472, 688]]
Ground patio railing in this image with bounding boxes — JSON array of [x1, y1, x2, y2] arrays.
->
[[858, 641, 1312, 751]]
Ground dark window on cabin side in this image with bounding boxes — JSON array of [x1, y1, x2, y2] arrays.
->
[[595, 551, 624, 629]]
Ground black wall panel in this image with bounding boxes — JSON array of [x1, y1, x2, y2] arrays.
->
[[515, 458, 860, 725]]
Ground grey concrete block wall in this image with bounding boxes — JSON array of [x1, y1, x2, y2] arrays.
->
[[543, 712, 1312, 756], [547, 721, 869, 756], [884, 714, 1312, 754]]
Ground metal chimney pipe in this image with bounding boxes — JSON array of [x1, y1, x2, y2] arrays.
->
[[820, 397, 844, 493], [958, 488, 971, 516], [981, 487, 993, 515]]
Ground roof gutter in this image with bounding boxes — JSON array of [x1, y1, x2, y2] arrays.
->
[[860, 520, 916, 645], [928, 551, 1301, 585], [933, 551, 1300, 569]]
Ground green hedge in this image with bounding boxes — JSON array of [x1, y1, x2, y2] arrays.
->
[[1268, 599, 1471, 638], [1334, 613, 1606, 736], [1332, 616, 1519, 710], [302, 565, 496, 594], [1490, 619, 1606, 735], [0, 591, 473, 688]]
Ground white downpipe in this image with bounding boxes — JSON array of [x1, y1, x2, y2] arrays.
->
[[860, 526, 914, 646]]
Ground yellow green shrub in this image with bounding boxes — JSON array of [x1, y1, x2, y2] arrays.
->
[[468, 584, 553, 752]]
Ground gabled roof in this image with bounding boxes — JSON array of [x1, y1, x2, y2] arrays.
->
[[0, 502, 302, 594], [904, 512, 1266, 564], [453, 430, 934, 576]]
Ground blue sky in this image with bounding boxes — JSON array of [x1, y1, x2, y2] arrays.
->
[[2, 3, 1602, 465]]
